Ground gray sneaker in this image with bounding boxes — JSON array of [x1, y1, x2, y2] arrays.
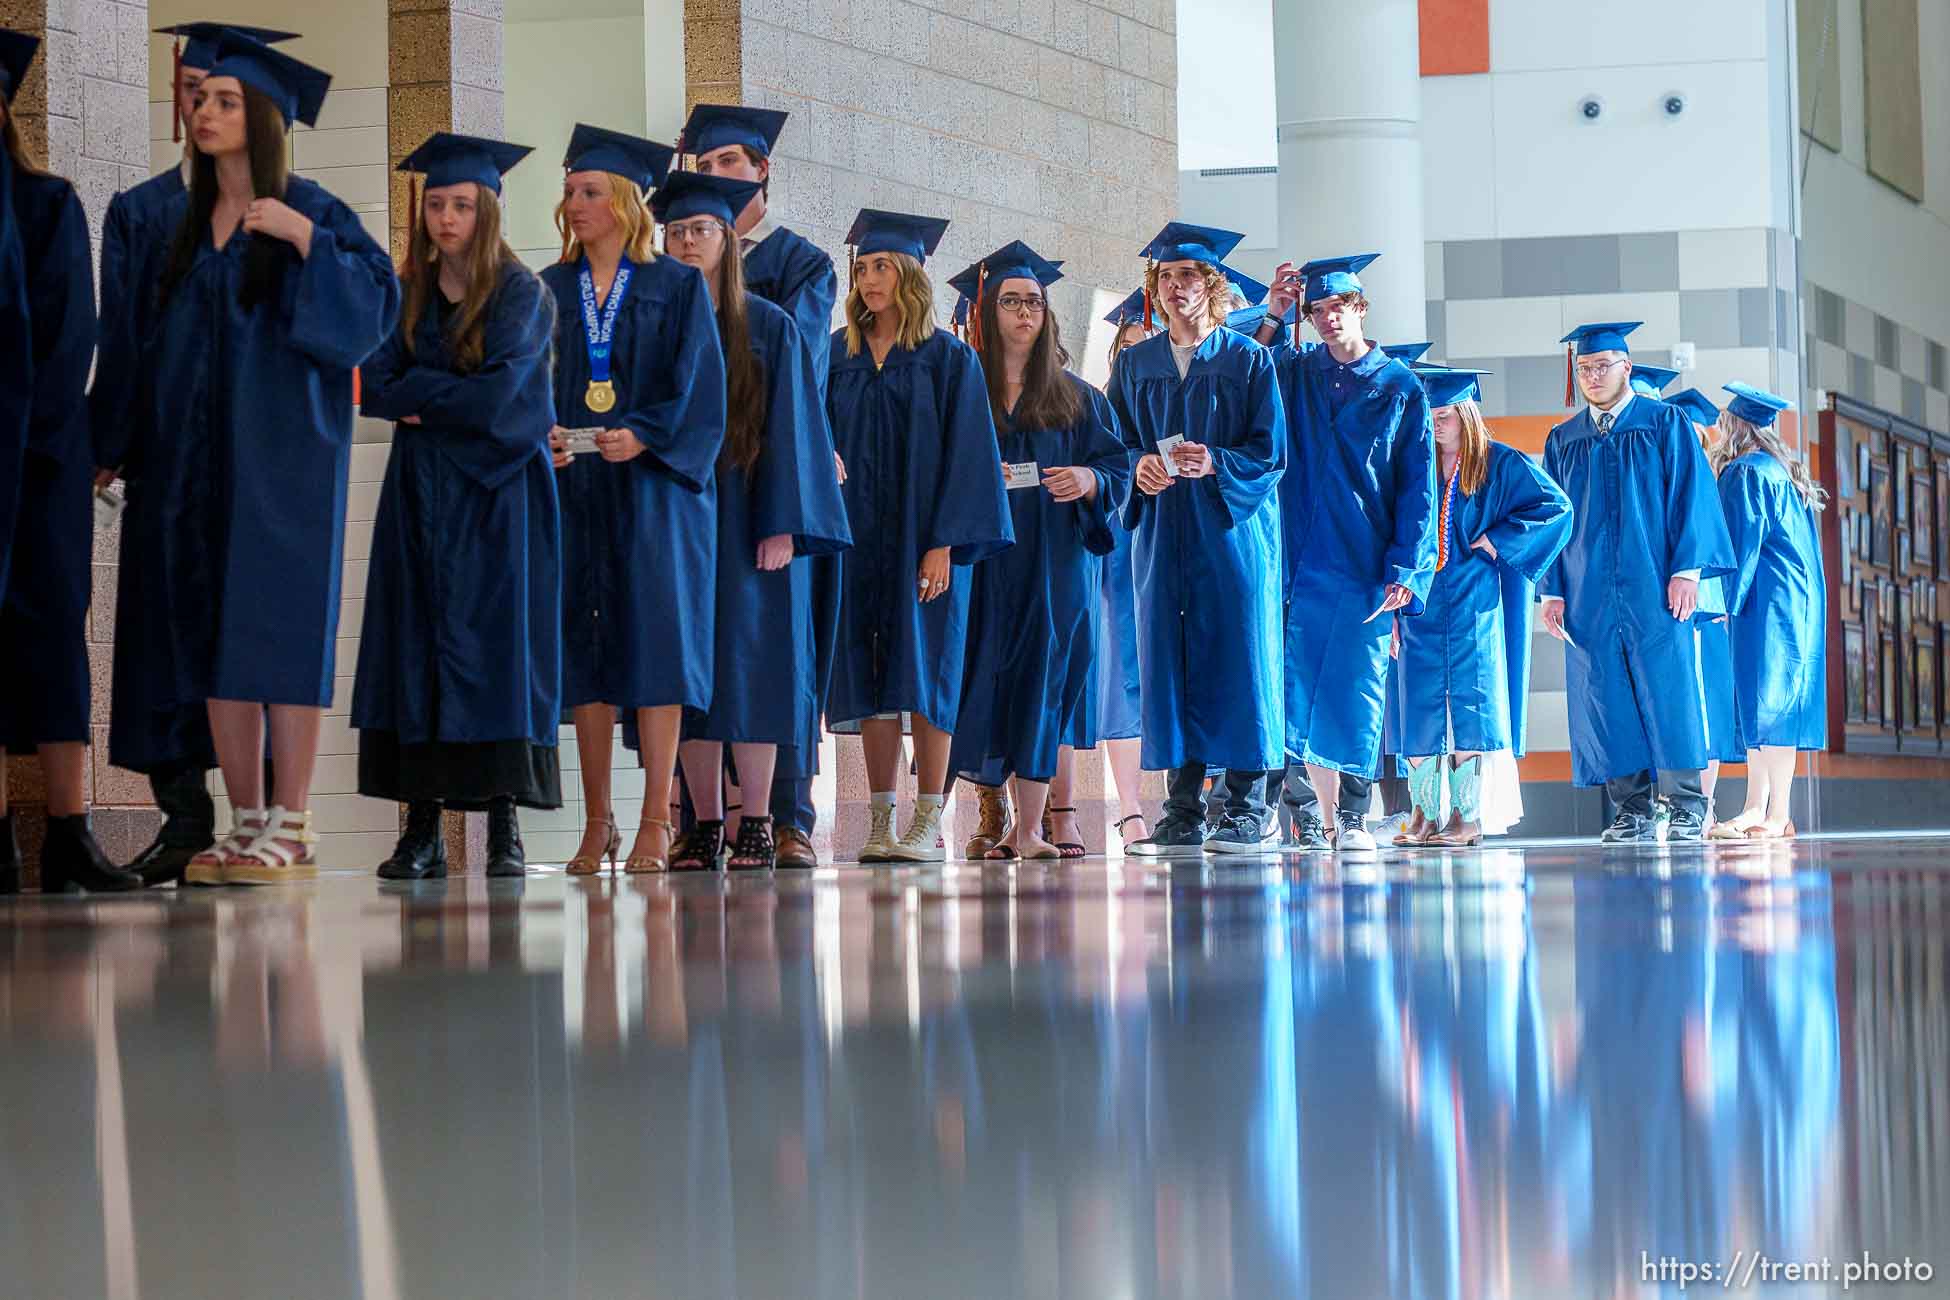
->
[[1287, 813, 1332, 852], [1205, 812, 1277, 855], [1600, 811, 1652, 845], [1129, 815, 1206, 858]]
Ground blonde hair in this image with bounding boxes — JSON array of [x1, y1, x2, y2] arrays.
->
[[554, 171, 657, 264], [1143, 260, 1230, 331], [1105, 320, 1151, 388], [843, 251, 935, 356], [1712, 411, 1828, 512], [1444, 398, 1492, 497]]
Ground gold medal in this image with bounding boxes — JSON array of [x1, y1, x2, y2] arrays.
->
[[585, 380, 616, 414]]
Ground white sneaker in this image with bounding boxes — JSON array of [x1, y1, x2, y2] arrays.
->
[[888, 802, 947, 862], [859, 802, 896, 863], [1335, 811, 1378, 858], [1371, 811, 1411, 844]]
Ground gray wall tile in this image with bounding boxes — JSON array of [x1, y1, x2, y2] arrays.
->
[[1425, 300, 1448, 363], [1617, 232, 1679, 291], [1504, 354, 1570, 416], [1904, 378, 1925, 423], [1876, 314, 1899, 368], [1680, 289, 1742, 349], [1449, 356, 1505, 416], [1929, 340, 1946, 390], [1738, 287, 1774, 348], [1502, 234, 1621, 297], [1815, 286, 1843, 343], [1443, 241, 1503, 300], [1776, 288, 1794, 346], [1850, 351, 1873, 400]]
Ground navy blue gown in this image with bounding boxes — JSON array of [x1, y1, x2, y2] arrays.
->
[[0, 164, 96, 751], [146, 176, 400, 711], [546, 254, 727, 713], [0, 151, 24, 598], [688, 295, 851, 752], [92, 165, 218, 774], [951, 377, 1130, 784], [825, 328, 1013, 730], [352, 262, 564, 808]]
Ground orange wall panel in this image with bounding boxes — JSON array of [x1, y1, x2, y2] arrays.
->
[[1420, 0, 1490, 76]]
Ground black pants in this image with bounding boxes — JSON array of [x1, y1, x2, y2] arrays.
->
[[1606, 769, 1706, 820], [1164, 764, 1268, 826]]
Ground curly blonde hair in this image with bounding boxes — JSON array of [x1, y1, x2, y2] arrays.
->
[[1711, 411, 1827, 512], [843, 252, 936, 356], [1143, 260, 1230, 331]]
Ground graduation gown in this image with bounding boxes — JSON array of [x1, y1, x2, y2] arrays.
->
[[688, 294, 851, 751], [1717, 451, 1828, 751], [351, 263, 564, 807], [1539, 396, 1736, 784], [951, 378, 1129, 784], [92, 166, 220, 773], [1696, 618, 1745, 764], [1096, 512, 1143, 741], [824, 327, 1012, 730], [1111, 327, 1285, 772], [0, 151, 32, 601], [146, 176, 399, 709], [0, 166, 95, 750], [1276, 342, 1437, 774], [1396, 442, 1572, 756], [545, 254, 727, 712]]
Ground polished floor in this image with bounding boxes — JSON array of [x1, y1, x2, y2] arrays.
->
[[3, 836, 1948, 1299]]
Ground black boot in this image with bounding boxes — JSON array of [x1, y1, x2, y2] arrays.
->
[[0, 813, 19, 895], [377, 802, 446, 880], [485, 797, 526, 878], [129, 762, 218, 887], [41, 814, 143, 893]]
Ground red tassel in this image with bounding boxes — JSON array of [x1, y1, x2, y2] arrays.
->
[[1141, 262, 1155, 331], [1563, 345, 1576, 409], [968, 263, 988, 355], [171, 40, 183, 144]]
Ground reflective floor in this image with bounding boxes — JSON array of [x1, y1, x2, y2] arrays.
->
[[4, 837, 1949, 1299]]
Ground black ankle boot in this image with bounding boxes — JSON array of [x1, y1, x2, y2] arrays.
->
[[1, 813, 19, 895], [41, 814, 142, 893], [377, 802, 446, 880], [131, 763, 218, 887], [485, 797, 525, 878]]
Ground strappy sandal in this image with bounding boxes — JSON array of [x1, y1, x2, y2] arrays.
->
[[1114, 813, 1148, 850], [225, 806, 319, 886], [625, 817, 675, 874], [670, 819, 725, 872], [727, 816, 775, 871], [1049, 805, 1087, 859], [567, 815, 621, 876], [186, 808, 266, 887], [984, 843, 1020, 861]]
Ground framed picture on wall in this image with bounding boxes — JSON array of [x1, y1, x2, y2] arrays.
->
[[1918, 634, 1938, 727], [1900, 530, 1912, 572], [1897, 446, 1910, 521], [1838, 427, 1855, 497], [1852, 573, 1864, 614], [1938, 466, 1950, 577], [1913, 473, 1934, 567], [1859, 443, 1872, 488], [1868, 628, 1885, 723], [1882, 634, 1898, 727], [1846, 625, 1867, 722], [1872, 461, 1894, 565]]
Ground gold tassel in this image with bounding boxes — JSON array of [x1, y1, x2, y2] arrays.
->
[[968, 263, 988, 354]]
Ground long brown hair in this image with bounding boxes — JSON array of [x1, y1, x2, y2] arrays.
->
[[842, 252, 934, 356], [1443, 398, 1492, 497], [399, 183, 520, 373], [701, 225, 767, 476], [1711, 411, 1828, 512], [0, 106, 51, 178], [553, 172, 657, 264], [158, 84, 291, 312], [974, 283, 1082, 431]]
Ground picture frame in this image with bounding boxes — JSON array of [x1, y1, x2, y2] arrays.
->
[[1871, 461, 1894, 566], [1882, 634, 1898, 727], [1852, 573, 1864, 614], [1917, 633, 1938, 727], [1864, 584, 1879, 636], [1868, 628, 1885, 723], [1913, 473, 1934, 570], [1845, 624, 1868, 722], [1938, 466, 1950, 578], [1838, 427, 1855, 497], [1859, 442, 1872, 489], [1901, 530, 1912, 573], [1897, 445, 1910, 519]]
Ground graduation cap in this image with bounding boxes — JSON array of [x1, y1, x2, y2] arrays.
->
[[1722, 381, 1792, 428], [946, 240, 1062, 347], [1103, 287, 1151, 328], [1629, 363, 1680, 397], [1665, 386, 1721, 429], [157, 21, 298, 71], [1139, 221, 1244, 267], [398, 131, 531, 194], [846, 208, 950, 264], [1229, 268, 1269, 308], [649, 169, 763, 228], [1300, 253, 1380, 304], [0, 29, 37, 105], [1559, 320, 1643, 406], [565, 124, 675, 193], [205, 30, 330, 128], [1224, 303, 1275, 336], [1383, 341, 1433, 364], [1417, 367, 1492, 408], [679, 103, 789, 159]]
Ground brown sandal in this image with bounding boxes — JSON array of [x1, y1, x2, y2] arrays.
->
[[567, 815, 621, 876], [625, 817, 675, 874]]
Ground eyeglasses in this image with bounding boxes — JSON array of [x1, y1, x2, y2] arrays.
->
[[996, 294, 1046, 315], [665, 220, 725, 244], [1574, 359, 1626, 381]]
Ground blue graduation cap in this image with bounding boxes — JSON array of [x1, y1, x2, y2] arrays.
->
[[1301, 253, 1380, 303], [565, 124, 674, 193], [679, 103, 789, 159], [1103, 287, 1150, 328], [1722, 381, 1792, 428], [649, 169, 763, 227], [0, 29, 37, 104], [1629, 363, 1680, 397], [1559, 321, 1642, 356], [1417, 367, 1492, 408], [205, 31, 330, 128], [1665, 387, 1721, 429], [1229, 268, 1269, 307], [1139, 221, 1245, 267], [156, 21, 298, 71], [946, 239, 1063, 303], [1383, 341, 1433, 364], [846, 208, 950, 264], [1224, 304, 1273, 336], [397, 131, 532, 194]]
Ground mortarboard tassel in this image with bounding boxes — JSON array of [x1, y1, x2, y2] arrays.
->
[[1563, 345, 1575, 409], [171, 39, 183, 144], [968, 263, 988, 355], [1141, 261, 1155, 331]]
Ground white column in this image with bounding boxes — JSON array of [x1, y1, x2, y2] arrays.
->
[[1272, 0, 1427, 346]]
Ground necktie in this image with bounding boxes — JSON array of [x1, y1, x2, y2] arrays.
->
[[1598, 411, 1615, 434]]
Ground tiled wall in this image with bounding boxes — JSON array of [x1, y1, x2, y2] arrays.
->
[[1805, 280, 1950, 435]]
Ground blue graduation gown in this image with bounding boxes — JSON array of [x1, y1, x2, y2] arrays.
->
[[1539, 396, 1736, 784], [1396, 442, 1572, 756], [92, 166, 219, 773], [951, 378, 1130, 784], [1717, 451, 1828, 751], [0, 152, 24, 599], [1110, 327, 1286, 772], [825, 328, 1013, 730], [1276, 342, 1437, 774], [147, 176, 399, 709], [545, 254, 727, 712], [689, 294, 851, 751], [351, 263, 562, 754], [1095, 513, 1143, 741], [0, 168, 95, 749]]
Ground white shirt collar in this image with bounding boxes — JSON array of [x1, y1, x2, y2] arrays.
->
[[744, 211, 779, 247], [1590, 388, 1634, 425]]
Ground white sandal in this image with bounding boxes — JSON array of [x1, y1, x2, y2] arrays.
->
[[186, 808, 266, 887], [225, 806, 320, 886]]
